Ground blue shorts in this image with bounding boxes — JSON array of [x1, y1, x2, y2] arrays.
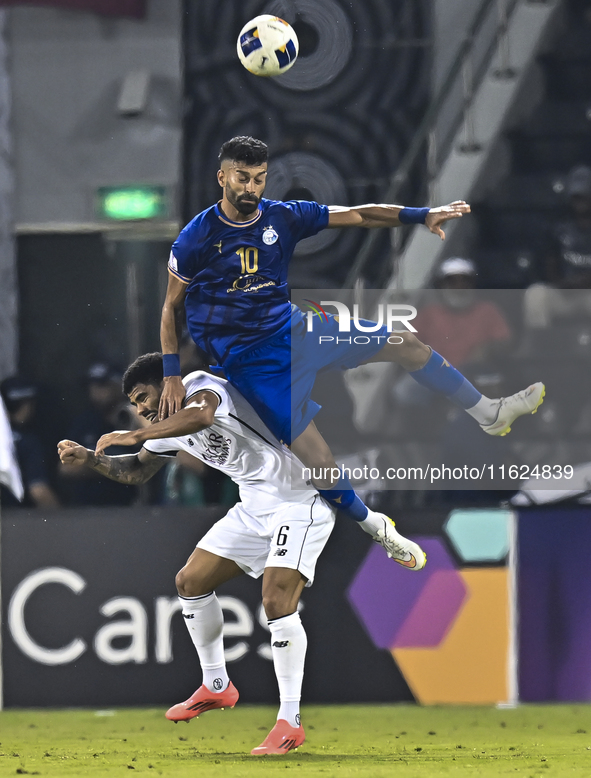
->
[[223, 307, 389, 444]]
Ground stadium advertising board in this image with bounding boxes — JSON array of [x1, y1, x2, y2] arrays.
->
[[1, 506, 518, 708], [518, 508, 591, 702], [1, 506, 411, 707]]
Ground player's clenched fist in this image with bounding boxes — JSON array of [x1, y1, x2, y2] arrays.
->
[[57, 439, 91, 466]]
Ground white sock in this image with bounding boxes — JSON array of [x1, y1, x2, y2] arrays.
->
[[358, 509, 386, 538], [179, 592, 229, 693], [268, 611, 306, 728], [464, 394, 500, 426]]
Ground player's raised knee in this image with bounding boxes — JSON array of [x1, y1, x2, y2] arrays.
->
[[175, 565, 209, 598], [175, 567, 190, 596], [262, 592, 292, 621]]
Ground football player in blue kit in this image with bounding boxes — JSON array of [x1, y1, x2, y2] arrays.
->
[[159, 136, 544, 550]]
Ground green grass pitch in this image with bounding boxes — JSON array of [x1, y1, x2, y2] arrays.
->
[[1, 704, 591, 776]]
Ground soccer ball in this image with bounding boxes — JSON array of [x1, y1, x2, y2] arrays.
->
[[237, 15, 299, 77]]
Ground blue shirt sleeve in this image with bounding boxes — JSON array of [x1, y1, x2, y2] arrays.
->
[[169, 221, 200, 283], [284, 200, 329, 241]]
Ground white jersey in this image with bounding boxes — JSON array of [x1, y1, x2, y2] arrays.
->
[[143, 371, 316, 516]]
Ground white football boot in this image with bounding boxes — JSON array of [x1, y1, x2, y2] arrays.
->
[[372, 513, 427, 570], [480, 382, 545, 437]]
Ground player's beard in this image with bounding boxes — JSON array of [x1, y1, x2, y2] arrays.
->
[[227, 185, 260, 215]]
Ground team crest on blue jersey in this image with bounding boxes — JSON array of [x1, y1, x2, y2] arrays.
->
[[262, 226, 278, 245]]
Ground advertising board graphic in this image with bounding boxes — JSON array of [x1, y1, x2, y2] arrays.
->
[[1, 506, 409, 707], [518, 508, 591, 702], [8, 505, 584, 706]]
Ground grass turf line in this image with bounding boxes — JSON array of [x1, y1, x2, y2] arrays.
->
[[1, 704, 591, 776]]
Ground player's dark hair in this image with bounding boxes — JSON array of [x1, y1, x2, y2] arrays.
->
[[123, 353, 163, 396], [218, 136, 268, 167]]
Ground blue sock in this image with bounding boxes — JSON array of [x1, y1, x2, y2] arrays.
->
[[409, 350, 481, 409], [318, 473, 368, 522]]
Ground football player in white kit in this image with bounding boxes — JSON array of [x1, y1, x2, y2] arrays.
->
[[58, 353, 425, 756]]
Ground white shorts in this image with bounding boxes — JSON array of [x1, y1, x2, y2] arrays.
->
[[196, 495, 334, 586]]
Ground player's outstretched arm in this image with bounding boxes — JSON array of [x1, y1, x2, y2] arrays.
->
[[95, 391, 219, 456], [160, 272, 189, 420], [57, 439, 165, 485], [326, 201, 470, 239]]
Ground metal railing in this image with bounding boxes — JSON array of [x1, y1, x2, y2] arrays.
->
[[343, 0, 528, 288]]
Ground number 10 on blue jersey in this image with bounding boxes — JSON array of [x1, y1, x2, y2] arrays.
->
[[236, 247, 259, 274]]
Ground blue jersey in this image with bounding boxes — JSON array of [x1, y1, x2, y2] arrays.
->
[[169, 198, 329, 364]]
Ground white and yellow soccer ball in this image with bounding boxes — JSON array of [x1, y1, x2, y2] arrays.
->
[[237, 15, 299, 77]]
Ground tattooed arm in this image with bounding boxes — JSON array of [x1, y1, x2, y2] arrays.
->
[[58, 439, 166, 485]]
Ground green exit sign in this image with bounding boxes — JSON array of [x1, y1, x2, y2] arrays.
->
[[97, 185, 167, 220]]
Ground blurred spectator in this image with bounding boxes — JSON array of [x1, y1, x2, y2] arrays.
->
[[523, 283, 591, 329], [525, 166, 591, 329], [0, 376, 60, 508], [393, 258, 512, 409], [60, 362, 140, 506], [546, 165, 591, 287], [414, 257, 512, 367], [164, 451, 239, 506]]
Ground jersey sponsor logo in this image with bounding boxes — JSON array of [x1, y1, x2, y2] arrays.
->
[[227, 274, 277, 294], [262, 226, 278, 245], [201, 430, 231, 466], [214, 240, 223, 253], [183, 613, 195, 619], [273, 548, 288, 556], [272, 640, 289, 648], [168, 251, 178, 272]]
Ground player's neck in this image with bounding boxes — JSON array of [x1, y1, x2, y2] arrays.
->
[[218, 199, 257, 224]]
